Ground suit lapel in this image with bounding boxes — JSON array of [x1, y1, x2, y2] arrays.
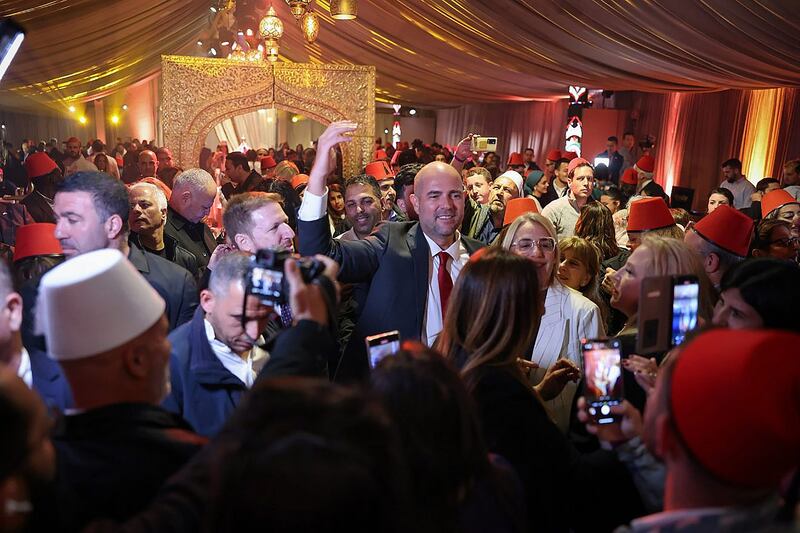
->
[[409, 224, 429, 337], [202, 225, 217, 253]]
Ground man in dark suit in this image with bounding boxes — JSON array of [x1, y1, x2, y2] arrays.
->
[[298, 122, 484, 381], [221, 151, 266, 199], [21, 151, 62, 223], [164, 168, 219, 275], [53, 171, 198, 331], [0, 260, 72, 411]]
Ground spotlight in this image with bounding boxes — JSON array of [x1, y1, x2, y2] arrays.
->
[[210, 47, 217, 56], [122, 104, 128, 111], [197, 40, 203, 46], [237, 31, 244, 36], [383, 128, 389, 134], [409, 108, 417, 116], [246, 28, 253, 37], [111, 115, 119, 124], [68, 105, 76, 113], [221, 41, 230, 46], [78, 116, 87, 124], [210, 6, 217, 12], [0, 19, 26, 84], [267, 116, 274, 123], [291, 116, 299, 123]]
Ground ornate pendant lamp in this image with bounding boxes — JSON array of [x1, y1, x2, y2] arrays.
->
[[286, 0, 310, 19], [330, 0, 357, 20], [259, 6, 284, 62], [301, 10, 320, 43]]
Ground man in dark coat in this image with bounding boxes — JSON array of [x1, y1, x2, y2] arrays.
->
[[37, 248, 205, 533], [221, 150, 266, 199], [21, 151, 62, 223], [164, 168, 219, 275], [52, 171, 198, 331], [298, 122, 484, 381]]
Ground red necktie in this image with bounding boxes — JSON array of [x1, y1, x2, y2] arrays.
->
[[437, 251, 453, 319]]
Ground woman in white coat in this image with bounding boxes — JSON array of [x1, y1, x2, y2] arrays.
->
[[498, 212, 605, 433]]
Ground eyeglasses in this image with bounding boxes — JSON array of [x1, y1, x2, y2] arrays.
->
[[510, 237, 556, 253], [769, 236, 800, 248]]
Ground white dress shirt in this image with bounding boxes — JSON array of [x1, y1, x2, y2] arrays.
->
[[422, 232, 470, 346], [204, 319, 256, 388], [17, 348, 32, 389]]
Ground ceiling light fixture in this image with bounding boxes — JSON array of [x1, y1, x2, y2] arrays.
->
[[286, 0, 310, 20], [301, 10, 320, 43], [330, 0, 357, 20], [259, 5, 284, 62]]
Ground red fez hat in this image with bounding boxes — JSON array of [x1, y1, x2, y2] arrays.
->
[[671, 329, 800, 488], [374, 149, 388, 160], [621, 167, 638, 185], [626, 197, 674, 232], [365, 161, 394, 181], [761, 189, 799, 218], [24, 152, 58, 179], [468, 246, 490, 263], [291, 174, 309, 190], [546, 149, 562, 162], [136, 177, 172, 201], [260, 156, 277, 169], [635, 155, 655, 173], [503, 197, 539, 226], [693, 205, 753, 257], [562, 151, 578, 161], [507, 152, 524, 167], [567, 157, 591, 175], [13, 223, 63, 262]]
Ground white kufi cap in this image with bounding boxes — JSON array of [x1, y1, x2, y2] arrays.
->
[[497, 170, 524, 197], [37, 249, 166, 361]]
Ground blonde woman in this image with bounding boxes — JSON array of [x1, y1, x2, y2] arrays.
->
[[497, 212, 604, 433], [557, 237, 609, 327]]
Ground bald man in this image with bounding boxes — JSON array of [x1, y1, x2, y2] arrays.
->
[[297, 122, 485, 381], [138, 150, 158, 179]]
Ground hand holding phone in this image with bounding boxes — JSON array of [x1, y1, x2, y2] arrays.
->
[[366, 331, 400, 369], [581, 339, 624, 425], [576, 396, 643, 448]]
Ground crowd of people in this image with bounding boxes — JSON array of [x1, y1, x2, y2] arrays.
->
[[0, 122, 798, 533]]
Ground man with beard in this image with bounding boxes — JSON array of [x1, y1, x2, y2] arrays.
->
[[22, 152, 62, 223], [718, 158, 756, 209], [542, 158, 596, 240], [475, 170, 523, 244], [338, 174, 384, 241], [62, 137, 97, 177], [297, 121, 484, 381]]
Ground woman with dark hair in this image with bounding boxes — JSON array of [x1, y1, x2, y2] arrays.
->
[[370, 343, 525, 533], [750, 218, 799, 261], [327, 183, 349, 237], [706, 187, 734, 214], [436, 248, 574, 533], [713, 258, 800, 333], [575, 202, 620, 262]]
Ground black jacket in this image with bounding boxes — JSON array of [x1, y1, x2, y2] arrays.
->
[[128, 245, 198, 331], [164, 207, 219, 274], [221, 170, 267, 199], [298, 216, 484, 381], [53, 403, 206, 532], [129, 233, 200, 282], [21, 189, 56, 223]]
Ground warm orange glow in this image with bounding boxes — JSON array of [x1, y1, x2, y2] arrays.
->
[[78, 115, 87, 124], [741, 88, 784, 183]]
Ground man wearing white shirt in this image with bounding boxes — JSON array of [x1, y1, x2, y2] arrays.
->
[[0, 261, 73, 410], [297, 121, 484, 381], [719, 158, 756, 209]]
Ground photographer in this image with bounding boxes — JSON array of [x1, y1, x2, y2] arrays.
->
[[163, 251, 339, 437]]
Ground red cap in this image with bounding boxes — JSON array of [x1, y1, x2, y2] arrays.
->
[[136, 177, 173, 201], [546, 149, 562, 162], [260, 156, 277, 169], [468, 246, 490, 263], [507, 152, 524, 167], [24, 152, 58, 179], [365, 160, 394, 181], [291, 174, 309, 190], [693, 205, 753, 257], [567, 157, 591, 175], [671, 329, 800, 488], [13, 223, 63, 262], [627, 197, 674, 232], [621, 167, 638, 185], [562, 151, 578, 161], [635, 155, 655, 173], [761, 189, 799, 218], [503, 197, 538, 226], [374, 149, 388, 160]]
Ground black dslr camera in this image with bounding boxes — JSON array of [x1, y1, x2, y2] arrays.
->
[[246, 248, 325, 307]]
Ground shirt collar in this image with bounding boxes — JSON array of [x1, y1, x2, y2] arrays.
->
[[17, 348, 32, 389], [422, 230, 462, 257], [204, 319, 251, 362]]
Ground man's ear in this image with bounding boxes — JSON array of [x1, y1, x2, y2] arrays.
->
[[3, 292, 23, 333], [200, 289, 215, 315], [410, 193, 420, 212], [106, 214, 124, 240], [233, 233, 254, 254], [706, 252, 721, 274], [121, 342, 149, 379]]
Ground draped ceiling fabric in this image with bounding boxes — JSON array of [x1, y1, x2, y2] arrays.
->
[[2, 1, 799, 109]]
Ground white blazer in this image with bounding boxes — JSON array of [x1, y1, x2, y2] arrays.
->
[[529, 282, 604, 433]]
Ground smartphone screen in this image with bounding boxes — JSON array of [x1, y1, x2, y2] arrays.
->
[[581, 339, 623, 425], [671, 278, 699, 347], [366, 331, 400, 369]]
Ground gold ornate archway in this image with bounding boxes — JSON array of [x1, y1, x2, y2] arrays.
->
[[160, 55, 375, 178]]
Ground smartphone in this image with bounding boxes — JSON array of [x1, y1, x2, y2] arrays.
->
[[637, 275, 699, 354], [581, 338, 624, 425], [593, 157, 610, 168], [470, 136, 498, 153], [365, 330, 400, 369]]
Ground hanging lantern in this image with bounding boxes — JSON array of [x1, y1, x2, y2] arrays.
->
[[301, 10, 320, 43], [213, 0, 236, 13], [264, 39, 280, 62], [259, 6, 284, 40], [286, 0, 310, 19], [330, 0, 357, 20]]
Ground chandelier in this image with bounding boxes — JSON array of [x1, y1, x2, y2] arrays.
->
[[286, 0, 310, 19], [301, 10, 320, 43], [259, 5, 284, 62]]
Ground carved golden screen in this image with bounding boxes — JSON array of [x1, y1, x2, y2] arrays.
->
[[160, 55, 375, 178]]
